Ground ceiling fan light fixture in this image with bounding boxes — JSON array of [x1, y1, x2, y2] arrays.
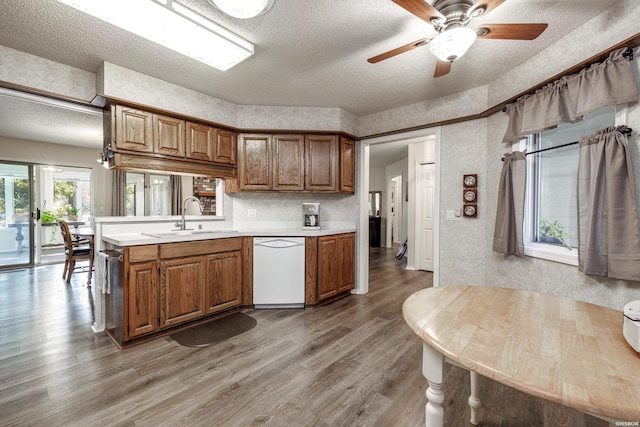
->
[[209, 0, 274, 19], [429, 26, 477, 62]]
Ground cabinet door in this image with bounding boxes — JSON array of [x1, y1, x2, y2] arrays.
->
[[125, 261, 158, 340], [186, 122, 214, 161], [238, 134, 272, 190], [305, 135, 338, 191], [213, 129, 237, 165], [273, 134, 304, 191], [204, 251, 242, 314], [114, 105, 153, 153], [317, 235, 339, 300], [153, 114, 185, 157], [160, 256, 205, 327], [340, 137, 356, 193], [338, 233, 355, 293]]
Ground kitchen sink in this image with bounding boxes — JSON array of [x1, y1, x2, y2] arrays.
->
[[140, 229, 228, 238]]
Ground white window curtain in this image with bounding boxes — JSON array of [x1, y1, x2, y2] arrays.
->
[[577, 125, 640, 281], [502, 47, 638, 143], [493, 151, 527, 256]]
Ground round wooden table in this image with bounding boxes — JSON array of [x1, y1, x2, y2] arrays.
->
[[402, 285, 640, 426]]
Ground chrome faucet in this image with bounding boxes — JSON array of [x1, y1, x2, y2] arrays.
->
[[175, 196, 203, 230]]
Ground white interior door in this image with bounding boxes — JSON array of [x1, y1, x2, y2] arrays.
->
[[418, 163, 434, 271]]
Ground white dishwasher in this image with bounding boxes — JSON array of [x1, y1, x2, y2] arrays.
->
[[253, 237, 306, 309]]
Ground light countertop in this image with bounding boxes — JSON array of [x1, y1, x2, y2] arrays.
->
[[102, 228, 356, 246]]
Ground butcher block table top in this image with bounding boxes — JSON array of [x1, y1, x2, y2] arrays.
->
[[402, 285, 640, 421]]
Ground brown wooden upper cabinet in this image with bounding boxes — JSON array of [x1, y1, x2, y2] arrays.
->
[[238, 133, 272, 190], [113, 105, 154, 153], [186, 122, 213, 161], [237, 132, 354, 193], [154, 114, 185, 158], [214, 128, 237, 165], [112, 104, 237, 167], [340, 137, 355, 193], [273, 134, 305, 191], [305, 134, 338, 192]]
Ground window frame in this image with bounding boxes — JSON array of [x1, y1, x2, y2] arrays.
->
[[514, 104, 628, 266]]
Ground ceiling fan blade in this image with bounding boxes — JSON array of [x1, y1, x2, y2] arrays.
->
[[476, 23, 548, 40], [391, 0, 445, 24], [434, 60, 452, 78], [468, 0, 506, 18], [368, 38, 430, 63]]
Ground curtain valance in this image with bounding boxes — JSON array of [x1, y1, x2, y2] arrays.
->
[[502, 47, 638, 143]]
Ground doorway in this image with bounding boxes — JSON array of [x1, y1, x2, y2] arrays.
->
[[357, 128, 440, 295], [387, 174, 403, 247]]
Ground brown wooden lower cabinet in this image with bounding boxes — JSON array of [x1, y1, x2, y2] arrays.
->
[[306, 232, 356, 305], [125, 261, 158, 340], [160, 256, 206, 327], [107, 237, 244, 346], [204, 251, 242, 313]]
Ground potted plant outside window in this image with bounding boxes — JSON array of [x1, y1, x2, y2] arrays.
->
[[539, 219, 571, 247]]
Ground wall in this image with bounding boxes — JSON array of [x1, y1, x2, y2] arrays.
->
[[437, 119, 488, 285], [481, 55, 640, 310], [229, 192, 357, 230], [431, 0, 640, 309]]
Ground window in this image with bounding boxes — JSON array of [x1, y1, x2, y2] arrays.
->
[[41, 165, 92, 222], [520, 105, 620, 265], [124, 173, 224, 217], [125, 172, 171, 216]]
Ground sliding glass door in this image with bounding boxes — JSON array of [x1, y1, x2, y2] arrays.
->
[[0, 162, 93, 268], [0, 162, 33, 268]]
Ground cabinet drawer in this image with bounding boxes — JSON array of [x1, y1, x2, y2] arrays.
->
[[159, 238, 242, 259], [126, 245, 158, 263]]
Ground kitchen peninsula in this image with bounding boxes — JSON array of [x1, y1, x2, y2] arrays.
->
[[96, 218, 356, 347]]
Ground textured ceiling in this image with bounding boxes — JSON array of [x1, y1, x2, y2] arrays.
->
[[0, 0, 624, 159]]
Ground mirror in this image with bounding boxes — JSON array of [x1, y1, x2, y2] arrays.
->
[[369, 191, 382, 217]]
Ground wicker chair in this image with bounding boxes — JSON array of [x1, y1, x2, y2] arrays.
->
[[59, 220, 93, 284]]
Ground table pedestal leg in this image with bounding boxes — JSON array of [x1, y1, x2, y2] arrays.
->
[[469, 371, 481, 425], [422, 343, 445, 427]]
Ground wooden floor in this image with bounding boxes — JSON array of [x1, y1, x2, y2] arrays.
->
[[0, 248, 612, 426]]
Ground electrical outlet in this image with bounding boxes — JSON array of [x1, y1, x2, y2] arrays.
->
[[248, 208, 256, 218]]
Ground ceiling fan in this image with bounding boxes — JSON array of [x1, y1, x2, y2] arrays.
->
[[368, 0, 548, 78]]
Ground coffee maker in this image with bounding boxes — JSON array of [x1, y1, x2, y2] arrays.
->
[[302, 203, 320, 229]]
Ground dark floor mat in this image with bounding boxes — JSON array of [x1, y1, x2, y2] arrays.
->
[[169, 312, 257, 347]]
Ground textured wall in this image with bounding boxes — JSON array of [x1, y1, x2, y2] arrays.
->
[[357, 85, 489, 137], [100, 62, 238, 127], [230, 192, 358, 230], [438, 119, 488, 286], [0, 45, 95, 101], [236, 105, 356, 134]]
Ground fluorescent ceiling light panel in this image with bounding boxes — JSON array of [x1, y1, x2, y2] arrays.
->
[[55, 0, 254, 71]]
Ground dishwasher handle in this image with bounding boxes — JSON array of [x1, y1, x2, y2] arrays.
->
[[254, 238, 304, 249]]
